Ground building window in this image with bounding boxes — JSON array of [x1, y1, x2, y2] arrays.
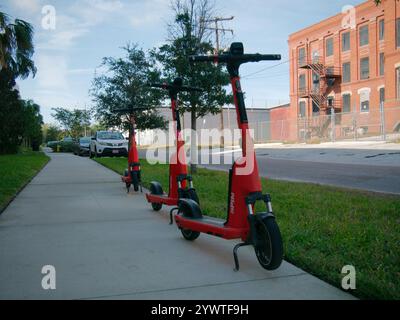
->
[[312, 50, 319, 63], [299, 101, 306, 118], [360, 57, 369, 80], [379, 19, 385, 41], [361, 100, 369, 113], [299, 74, 306, 92], [380, 87, 385, 105], [342, 94, 351, 113], [396, 67, 400, 99], [327, 96, 334, 108], [299, 47, 306, 66], [342, 32, 350, 52], [379, 53, 385, 76], [326, 38, 334, 57], [312, 71, 320, 92], [397, 19, 400, 48], [360, 90, 370, 113], [342, 62, 351, 83], [312, 101, 319, 116], [359, 25, 369, 47]]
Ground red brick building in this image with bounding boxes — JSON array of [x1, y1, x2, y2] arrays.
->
[[288, 0, 400, 140]]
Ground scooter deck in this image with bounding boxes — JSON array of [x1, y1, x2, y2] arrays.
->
[[175, 214, 247, 240], [146, 193, 178, 206], [183, 215, 226, 227]]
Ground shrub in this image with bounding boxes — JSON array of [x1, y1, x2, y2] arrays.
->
[[51, 141, 75, 153]]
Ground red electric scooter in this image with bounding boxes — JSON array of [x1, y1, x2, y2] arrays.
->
[[174, 43, 284, 271], [146, 78, 202, 220], [113, 107, 142, 193]]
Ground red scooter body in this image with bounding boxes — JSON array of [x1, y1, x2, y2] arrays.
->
[[174, 78, 262, 241], [121, 115, 142, 193], [146, 79, 200, 210], [174, 43, 284, 271]]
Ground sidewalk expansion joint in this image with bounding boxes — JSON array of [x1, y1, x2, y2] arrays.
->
[[77, 272, 308, 300]]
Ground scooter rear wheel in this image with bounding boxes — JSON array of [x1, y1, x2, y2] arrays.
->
[[181, 229, 200, 241], [254, 217, 283, 271]]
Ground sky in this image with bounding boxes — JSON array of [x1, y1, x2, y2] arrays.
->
[[1, 0, 366, 123]]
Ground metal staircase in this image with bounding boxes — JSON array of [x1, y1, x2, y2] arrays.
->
[[298, 57, 342, 113]]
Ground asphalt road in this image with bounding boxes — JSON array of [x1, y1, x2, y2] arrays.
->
[[140, 147, 400, 195], [0, 153, 354, 300]]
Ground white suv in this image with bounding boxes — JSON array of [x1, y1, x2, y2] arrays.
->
[[89, 131, 128, 158]]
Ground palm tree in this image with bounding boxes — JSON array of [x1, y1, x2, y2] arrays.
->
[[0, 11, 36, 80]]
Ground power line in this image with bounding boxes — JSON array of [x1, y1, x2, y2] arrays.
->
[[201, 16, 235, 147], [242, 59, 291, 79], [202, 16, 234, 53]]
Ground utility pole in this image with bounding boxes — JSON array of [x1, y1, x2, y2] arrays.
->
[[202, 16, 234, 148]]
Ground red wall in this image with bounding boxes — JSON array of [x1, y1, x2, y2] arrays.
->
[[269, 106, 293, 141]]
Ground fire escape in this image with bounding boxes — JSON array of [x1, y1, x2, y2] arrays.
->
[[298, 57, 342, 113]]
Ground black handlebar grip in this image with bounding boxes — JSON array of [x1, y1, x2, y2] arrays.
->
[[250, 54, 282, 61], [189, 53, 281, 64], [180, 86, 203, 93], [148, 82, 202, 93], [189, 55, 217, 63], [148, 83, 167, 89]]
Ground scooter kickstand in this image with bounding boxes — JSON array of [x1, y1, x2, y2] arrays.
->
[[169, 208, 179, 225], [233, 242, 251, 272]]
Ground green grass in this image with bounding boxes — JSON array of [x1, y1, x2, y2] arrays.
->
[[0, 152, 50, 212], [95, 157, 400, 300]]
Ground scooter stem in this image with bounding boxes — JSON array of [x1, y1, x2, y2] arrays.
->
[[230, 75, 254, 159]]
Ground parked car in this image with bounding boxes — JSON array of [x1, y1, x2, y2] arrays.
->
[[63, 136, 74, 143], [46, 141, 59, 148], [89, 131, 128, 158], [73, 137, 91, 156]]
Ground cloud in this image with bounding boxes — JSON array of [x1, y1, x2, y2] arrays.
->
[[128, 0, 170, 28], [70, 0, 125, 27], [9, 0, 42, 14], [36, 13, 89, 50], [36, 1, 124, 51], [67, 68, 96, 75], [36, 55, 69, 90], [84, 0, 124, 12]]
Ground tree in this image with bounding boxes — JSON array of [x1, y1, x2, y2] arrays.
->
[[51, 108, 91, 139], [0, 11, 36, 79], [22, 100, 43, 151], [152, 0, 231, 173], [0, 70, 24, 154], [43, 124, 62, 143], [90, 44, 167, 144], [0, 12, 37, 154]]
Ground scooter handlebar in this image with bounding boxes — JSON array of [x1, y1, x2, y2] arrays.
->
[[111, 107, 149, 113], [189, 53, 281, 64], [148, 83, 202, 93], [148, 83, 167, 89]]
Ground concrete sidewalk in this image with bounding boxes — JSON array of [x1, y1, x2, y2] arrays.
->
[[0, 153, 355, 300]]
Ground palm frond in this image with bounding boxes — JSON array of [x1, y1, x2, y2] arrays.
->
[[0, 14, 35, 79]]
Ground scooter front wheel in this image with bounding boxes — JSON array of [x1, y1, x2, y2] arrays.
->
[[187, 189, 200, 205], [254, 217, 283, 271], [150, 182, 163, 212], [131, 172, 140, 192]]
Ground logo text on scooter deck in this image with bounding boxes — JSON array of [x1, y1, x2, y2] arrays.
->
[[230, 192, 235, 214]]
